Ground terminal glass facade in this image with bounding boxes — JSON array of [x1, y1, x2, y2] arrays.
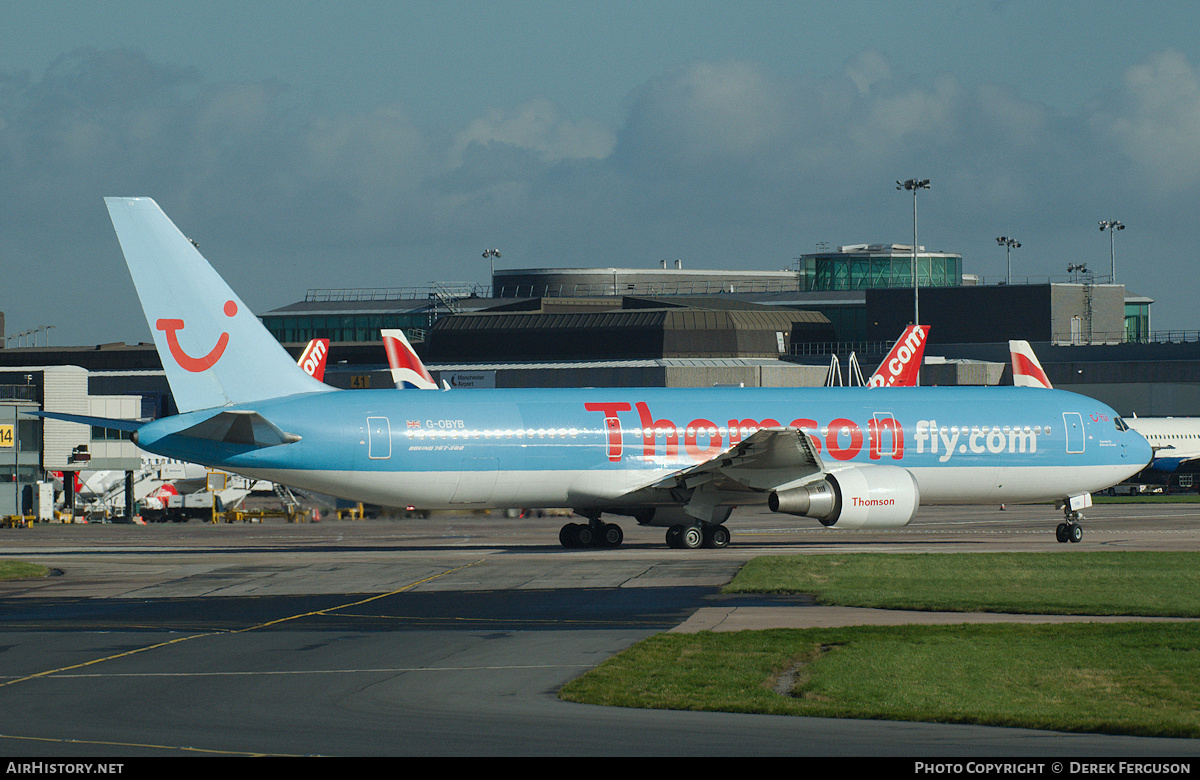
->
[[799, 249, 962, 292], [262, 313, 429, 343]]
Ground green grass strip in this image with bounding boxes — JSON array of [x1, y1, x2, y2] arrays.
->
[[724, 552, 1200, 616], [0, 560, 50, 581], [562, 552, 1200, 736], [560, 622, 1200, 738], [1093, 494, 1200, 503]]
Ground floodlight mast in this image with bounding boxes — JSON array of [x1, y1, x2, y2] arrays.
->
[[483, 248, 502, 289], [896, 178, 930, 386], [996, 236, 1021, 284], [896, 178, 930, 324], [1098, 220, 1124, 283]]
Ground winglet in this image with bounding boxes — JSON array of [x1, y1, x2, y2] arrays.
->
[[105, 198, 331, 412], [1010, 340, 1053, 388], [381, 329, 437, 389]]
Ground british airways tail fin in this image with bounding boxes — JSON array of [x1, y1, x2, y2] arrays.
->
[[1010, 340, 1053, 388], [867, 325, 929, 387], [381, 329, 438, 389], [105, 197, 330, 413]]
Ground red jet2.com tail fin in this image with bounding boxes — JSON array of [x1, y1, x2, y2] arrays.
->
[[867, 325, 929, 387], [1010, 340, 1053, 388], [297, 339, 330, 382]]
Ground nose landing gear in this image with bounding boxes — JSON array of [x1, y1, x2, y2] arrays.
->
[[1056, 510, 1084, 543], [1055, 495, 1091, 543]]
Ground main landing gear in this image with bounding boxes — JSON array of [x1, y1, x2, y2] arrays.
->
[[665, 522, 730, 549], [559, 518, 624, 548], [1056, 508, 1084, 544], [557, 516, 732, 549]]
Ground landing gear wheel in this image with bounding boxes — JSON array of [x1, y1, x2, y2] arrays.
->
[[704, 524, 731, 549], [575, 523, 595, 547], [599, 522, 623, 548], [559, 522, 594, 547], [1057, 509, 1084, 544], [665, 525, 682, 548], [561, 520, 624, 548], [679, 525, 704, 549]]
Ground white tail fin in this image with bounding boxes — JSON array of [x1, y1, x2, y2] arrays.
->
[[867, 325, 929, 387], [381, 329, 437, 389], [297, 339, 330, 382], [1009, 340, 1053, 388], [105, 198, 330, 412]]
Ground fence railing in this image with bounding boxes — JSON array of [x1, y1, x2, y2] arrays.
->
[[305, 284, 489, 302], [1051, 331, 1200, 346], [306, 278, 803, 302], [787, 341, 898, 358], [0, 385, 38, 401]]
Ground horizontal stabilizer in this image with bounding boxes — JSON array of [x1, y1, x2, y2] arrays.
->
[[29, 411, 145, 431], [177, 410, 301, 448]]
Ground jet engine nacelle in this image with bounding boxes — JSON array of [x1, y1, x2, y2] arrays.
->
[[768, 465, 920, 530]]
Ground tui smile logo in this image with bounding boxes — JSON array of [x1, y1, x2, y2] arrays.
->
[[156, 300, 237, 372]]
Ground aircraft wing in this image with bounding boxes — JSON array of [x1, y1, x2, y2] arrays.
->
[[1147, 455, 1190, 472], [632, 427, 830, 523], [653, 427, 826, 494]]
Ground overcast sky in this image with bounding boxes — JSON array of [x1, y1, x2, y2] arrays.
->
[[5, 0, 1200, 346]]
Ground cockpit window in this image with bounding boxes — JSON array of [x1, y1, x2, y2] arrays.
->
[[1114, 417, 1129, 432]]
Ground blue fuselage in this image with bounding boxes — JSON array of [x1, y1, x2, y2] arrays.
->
[[133, 385, 1152, 511]]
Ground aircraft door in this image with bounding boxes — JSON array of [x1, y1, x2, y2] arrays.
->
[[1063, 412, 1085, 454], [367, 416, 392, 459], [871, 412, 901, 458]]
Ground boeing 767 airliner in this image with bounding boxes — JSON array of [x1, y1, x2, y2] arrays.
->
[[43, 199, 1153, 548]]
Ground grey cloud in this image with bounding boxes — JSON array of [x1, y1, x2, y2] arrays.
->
[[1089, 49, 1200, 195], [3, 46, 1200, 344]]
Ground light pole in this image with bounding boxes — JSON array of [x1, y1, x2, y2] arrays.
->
[[896, 179, 930, 328], [996, 236, 1021, 284], [482, 248, 501, 292], [1098, 220, 1124, 283]]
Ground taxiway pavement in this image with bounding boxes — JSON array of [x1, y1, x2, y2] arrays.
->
[[0, 503, 1197, 756]]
